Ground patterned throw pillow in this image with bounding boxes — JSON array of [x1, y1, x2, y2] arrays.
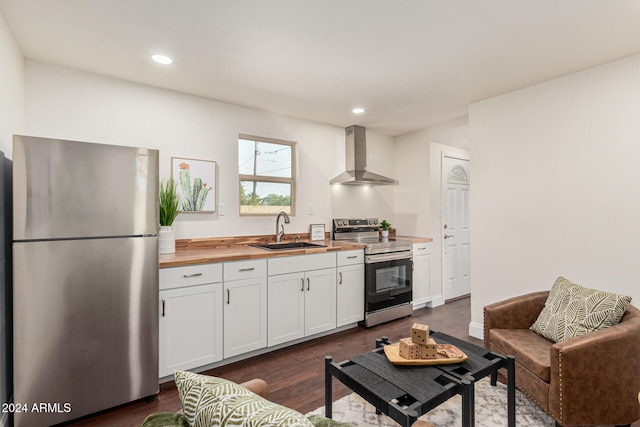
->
[[530, 276, 632, 342], [175, 371, 314, 427]]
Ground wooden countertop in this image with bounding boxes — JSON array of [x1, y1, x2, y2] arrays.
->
[[159, 239, 366, 268], [396, 236, 433, 243]]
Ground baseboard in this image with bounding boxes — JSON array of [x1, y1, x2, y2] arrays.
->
[[468, 321, 483, 340], [427, 295, 444, 308]]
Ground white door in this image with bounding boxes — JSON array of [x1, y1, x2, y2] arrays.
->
[[304, 268, 337, 336], [267, 273, 305, 346], [442, 156, 470, 300], [223, 277, 267, 358], [159, 283, 223, 377], [336, 263, 364, 327]]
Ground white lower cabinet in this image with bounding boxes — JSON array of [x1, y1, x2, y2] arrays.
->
[[159, 282, 223, 378], [267, 272, 305, 345], [159, 250, 366, 376], [336, 250, 365, 327], [304, 268, 337, 336], [268, 253, 337, 347], [223, 260, 267, 358], [412, 242, 432, 308]]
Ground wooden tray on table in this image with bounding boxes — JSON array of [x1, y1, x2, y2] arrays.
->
[[383, 343, 468, 365]]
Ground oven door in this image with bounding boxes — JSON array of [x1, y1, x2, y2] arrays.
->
[[365, 253, 413, 313]]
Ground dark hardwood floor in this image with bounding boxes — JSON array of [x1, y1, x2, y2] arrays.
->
[[64, 297, 478, 427]]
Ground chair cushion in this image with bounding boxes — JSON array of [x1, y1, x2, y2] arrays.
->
[[141, 413, 189, 427], [530, 276, 632, 342], [175, 371, 314, 427], [489, 328, 552, 382]]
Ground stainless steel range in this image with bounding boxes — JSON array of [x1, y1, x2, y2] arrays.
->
[[333, 218, 413, 327]]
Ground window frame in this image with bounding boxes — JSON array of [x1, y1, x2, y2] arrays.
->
[[238, 133, 296, 216]]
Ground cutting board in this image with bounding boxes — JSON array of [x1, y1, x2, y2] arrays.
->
[[383, 343, 468, 365]]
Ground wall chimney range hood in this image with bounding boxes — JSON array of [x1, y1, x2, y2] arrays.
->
[[330, 125, 399, 186]]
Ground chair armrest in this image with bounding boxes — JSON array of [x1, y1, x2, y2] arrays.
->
[[483, 291, 548, 348], [548, 315, 640, 425], [240, 378, 270, 399]]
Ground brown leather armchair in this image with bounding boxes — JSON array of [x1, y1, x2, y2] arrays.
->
[[484, 291, 640, 427]]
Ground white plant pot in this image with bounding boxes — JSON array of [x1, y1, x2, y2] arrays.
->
[[158, 225, 176, 254], [381, 230, 389, 238]]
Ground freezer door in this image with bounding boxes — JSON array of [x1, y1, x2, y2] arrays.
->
[[13, 135, 159, 240], [13, 237, 159, 427]]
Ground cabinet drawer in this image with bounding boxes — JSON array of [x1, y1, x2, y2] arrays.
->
[[159, 263, 223, 290], [224, 259, 267, 281], [268, 252, 336, 276], [337, 249, 364, 266], [413, 241, 432, 255]]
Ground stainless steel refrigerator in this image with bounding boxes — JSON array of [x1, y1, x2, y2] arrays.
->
[[12, 135, 159, 426]]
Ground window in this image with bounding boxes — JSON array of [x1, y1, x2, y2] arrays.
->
[[239, 134, 296, 215]]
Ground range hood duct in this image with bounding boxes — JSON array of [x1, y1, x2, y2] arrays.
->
[[330, 125, 398, 186]]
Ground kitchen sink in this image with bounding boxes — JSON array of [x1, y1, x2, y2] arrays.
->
[[251, 241, 326, 251]]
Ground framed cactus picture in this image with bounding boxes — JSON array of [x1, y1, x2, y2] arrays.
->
[[171, 157, 217, 212]]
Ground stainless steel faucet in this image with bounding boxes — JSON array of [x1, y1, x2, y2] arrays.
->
[[275, 211, 290, 242]]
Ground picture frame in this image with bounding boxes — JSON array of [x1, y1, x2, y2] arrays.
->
[[171, 157, 217, 212], [310, 224, 326, 241]]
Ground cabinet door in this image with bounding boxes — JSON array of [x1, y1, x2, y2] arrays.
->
[[304, 268, 336, 336], [337, 263, 364, 327], [159, 283, 223, 378], [412, 254, 432, 307], [223, 277, 267, 358], [267, 273, 305, 346]]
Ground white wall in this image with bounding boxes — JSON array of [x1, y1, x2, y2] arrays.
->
[[25, 60, 396, 239], [0, 11, 24, 425], [394, 119, 469, 306], [469, 53, 640, 338], [394, 118, 469, 236], [0, 12, 24, 156]]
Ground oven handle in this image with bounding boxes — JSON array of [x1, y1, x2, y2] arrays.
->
[[366, 251, 413, 263]]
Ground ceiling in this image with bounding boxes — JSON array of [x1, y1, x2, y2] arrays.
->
[[2, 0, 640, 136]]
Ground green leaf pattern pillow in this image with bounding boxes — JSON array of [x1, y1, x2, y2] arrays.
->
[[175, 371, 314, 427], [530, 276, 632, 342]]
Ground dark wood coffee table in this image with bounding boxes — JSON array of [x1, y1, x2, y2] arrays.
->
[[324, 331, 515, 427]]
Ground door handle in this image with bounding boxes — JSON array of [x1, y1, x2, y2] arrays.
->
[[162, 299, 165, 317], [307, 277, 310, 291], [444, 234, 454, 239], [339, 272, 343, 285], [301, 278, 304, 292], [239, 267, 255, 272], [227, 289, 230, 304]]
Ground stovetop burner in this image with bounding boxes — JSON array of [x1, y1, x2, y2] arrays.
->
[[332, 218, 413, 254]]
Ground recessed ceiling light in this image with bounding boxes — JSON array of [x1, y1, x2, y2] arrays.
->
[[152, 54, 173, 65], [352, 108, 365, 114]]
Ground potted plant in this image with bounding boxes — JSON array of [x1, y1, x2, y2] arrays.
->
[[380, 219, 392, 238], [159, 178, 180, 254]]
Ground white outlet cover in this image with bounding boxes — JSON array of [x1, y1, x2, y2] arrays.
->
[[218, 202, 225, 215]]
